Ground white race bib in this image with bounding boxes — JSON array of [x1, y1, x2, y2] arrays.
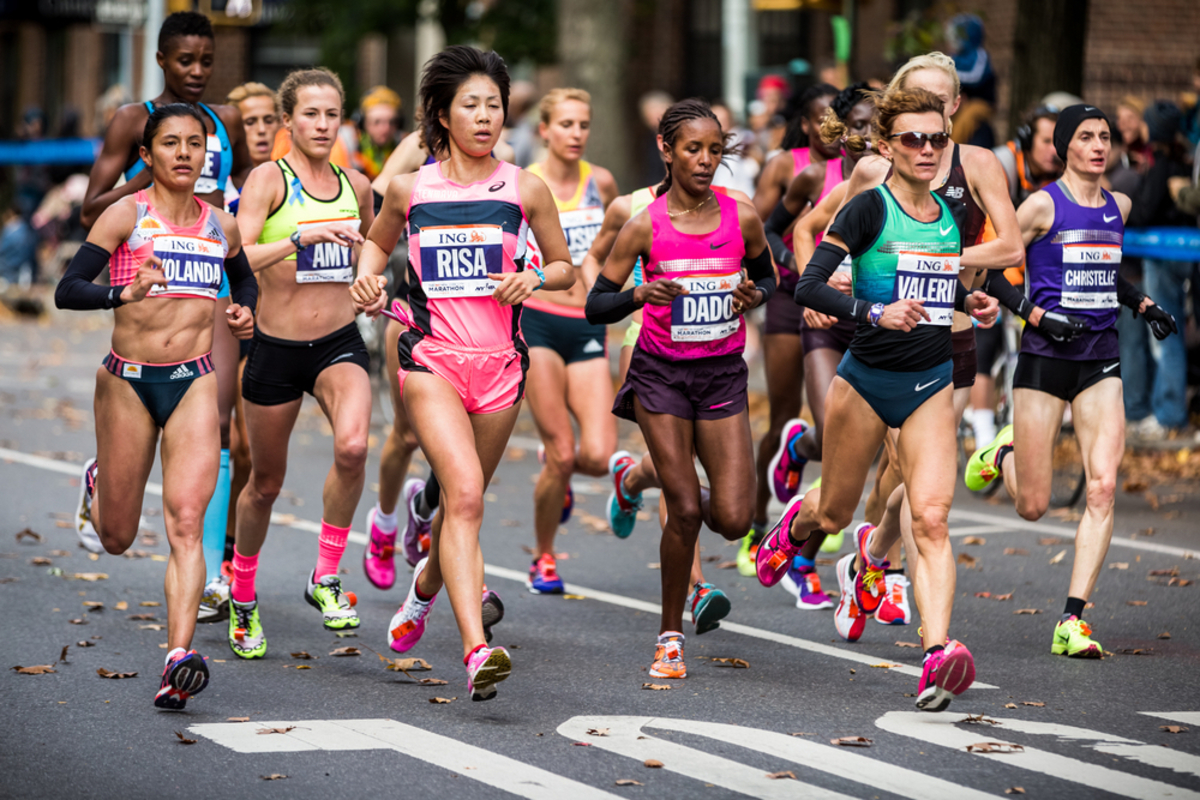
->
[[892, 252, 960, 326], [149, 234, 224, 299], [295, 218, 356, 284], [419, 224, 504, 298], [194, 134, 223, 196], [559, 206, 605, 266], [669, 272, 742, 342], [1060, 244, 1119, 309]]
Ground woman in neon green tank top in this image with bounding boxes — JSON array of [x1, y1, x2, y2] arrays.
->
[[227, 68, 376, 660]]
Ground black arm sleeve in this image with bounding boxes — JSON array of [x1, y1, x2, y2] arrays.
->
[[764, 201, 798, 270], [225, 249, 258, 311], [585, 273, 638, 325], [54, 242, 124, 310], [982, 270, 1033, 319], [743, 246, 776, 305], [954, 279, 970, 312], [794, 241, 867, 322], [1117, 274, 1147, 310]]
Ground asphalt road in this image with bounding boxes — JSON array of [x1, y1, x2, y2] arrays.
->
[[2, 306, 1198, 800]]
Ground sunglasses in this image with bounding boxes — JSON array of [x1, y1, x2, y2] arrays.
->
[[887, 131, 951, 150]]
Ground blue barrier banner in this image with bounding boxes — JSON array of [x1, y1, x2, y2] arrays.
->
[[1123, 227, 1200, 262], [0, 138, 100, 165]]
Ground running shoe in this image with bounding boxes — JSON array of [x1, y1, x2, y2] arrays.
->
[[527, 553, 564, 595], [964, 424, 1014, 492], [197, 575, 230, 623], [833, 553, 866, 642], [780, 563, 834, 610], [482, 585, 504, 644], [875, 573, 912, 625], [75, 457, 103, 554], [228, 597, 266, 659], [606, 450, 643, 539], [756, 495, 804, 587], [402, 478, 432, 567], [649, 632, 686, 679], [466, 644, 512, 701], [153, 649, 209, 710], [766, 418, 809, 504], [916, 640, 975, 712], [303, 571, 360, 631], [735, 528, 764, 577], [363, 506, 397, 590], [537, 444, 575, 524], [388, 557, 436, 653], [852, 524, 888, 614], [688, 583, 731, 634], [1051, 616, 1103, 658]]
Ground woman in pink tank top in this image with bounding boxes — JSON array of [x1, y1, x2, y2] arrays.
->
[[351, 46, 573, 702], [584, 99, 777, 680]]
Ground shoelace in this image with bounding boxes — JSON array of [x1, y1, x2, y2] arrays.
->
[[659, 640, 683, 661], [234, 604, 254, 630], [863, 563, 886, 595]]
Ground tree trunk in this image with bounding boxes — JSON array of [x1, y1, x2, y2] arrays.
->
[[558, 0, 633, 190], [1009, 0, 1090, 131]]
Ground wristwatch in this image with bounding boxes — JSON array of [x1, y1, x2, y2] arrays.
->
[[867, 302, 885, 327], [290, 229, 306, 252]]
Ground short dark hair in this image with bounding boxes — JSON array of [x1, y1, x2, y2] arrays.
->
[[655, 98, 731, 197], [142, 103, 208, 148], [419, 45, 510, 159], [158, 11, 213, 54], [781, 83, 839, 150]]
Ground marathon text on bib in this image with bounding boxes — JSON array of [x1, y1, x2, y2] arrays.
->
[[149, 234, 224, 299], [559, 207, 605, 265], [295, 218, 356, 284], [1060, 244, 1119, 309], [669, 272, 742, 342], [421, 224, 503, 298], [194, 134, 223, 196], [893, 251, 959, 326]]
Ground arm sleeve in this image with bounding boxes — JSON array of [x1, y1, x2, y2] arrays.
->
[[794, 241, 867, 322], [743, 246, 776, 304], [585, 273, 638, 325], [763, 201, 798, 270], [54, 242, 124, 310], [827, 190, 885, 257], [982, 269, 1033, 318], [1117, 274, 1147, 310], [225, 249, 258, 311]]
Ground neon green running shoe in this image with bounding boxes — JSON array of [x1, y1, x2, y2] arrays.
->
[[964, 424, 1014, 492], [304, 571, 361, 630], [228, 597, 267, 659], [1051, 616, 1103, 658], [736, 529, 764, 577]]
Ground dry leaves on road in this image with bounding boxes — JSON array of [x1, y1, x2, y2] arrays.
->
[[562, 594, 586, 600], [1109, 562, 1129, 570], [830, 736, 872, 747], [1021, 701, 1045, 707], [1127, 600, 1148, 606], [1120, 648, 1154, 655], [967, 742, 1025, 754], [30, 556, 52, 566], [96, 668, 137, 679], [643, 759, 664, 768], [1005, 703, 1018, 709], [642, 683, 672, 691], [1158, 631, 1172, 639], [1168, 577, 1192, 587], [127, 613, 156, 620], [82, 601, 103, 610], [174, 732, 197, 745], [227, 717, 250, 722], [1003, 548, 1029, 557], [766, 771, 797, 780], [68, 618, 87, 625], [1148, 566, 1179, 577], [716, 561, 738, 569], [429, 697, 456, 704], [66, 572, 108, 581], [956, 553, 980, 569], [1014, 608, 1042, 615], [261, 774, 287, 781], [11, 664, 56, 675], [75, 640, 94, 647], [290, 651, 315, 660], [329, 647, 360, 657], [114, 601, 127, 610], [1039, 537, 1066, 546], [963, 714, 1000, 725], [139, 623, 166, 630], [257, 727, 296, 735], [615, 779, 643, 786], [895, 641, 920, 648], [1006, 788, 1026, 795], [1161, 725, 1188, 734], [1049, 549, 1067, 565], [962, 536, 986, 545], [871, 663, 901, 669], [15, 529, 43, 543], [139, 601, 161, 607], [586, 728, 610, 736], [418, 678, 448, 686], [380, 656, 431, 674], [646, 562, 661, 570], [711, 657, 750, 669]]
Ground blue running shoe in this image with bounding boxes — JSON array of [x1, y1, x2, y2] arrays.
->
[[154, 649, 209, 710], [606, 450, 642, 539], [526, 554, 565, 595], [689, 582, 731, 635]]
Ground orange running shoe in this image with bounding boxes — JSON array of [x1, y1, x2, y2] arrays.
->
[[649, 632, 687, 679]]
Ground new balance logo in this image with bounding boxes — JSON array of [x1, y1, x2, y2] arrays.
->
[[582, 339, 604, 353], [943, 186, 964, 199], [169, 364, 195, 380]]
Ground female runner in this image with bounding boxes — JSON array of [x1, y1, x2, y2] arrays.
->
[[229, 68, 375, 658], [587, 98, 777, 679], [351, 46, 574, 701], [757, 88, 998, 711], [522, 87, 619, 593], [58, 104, 257, 709]]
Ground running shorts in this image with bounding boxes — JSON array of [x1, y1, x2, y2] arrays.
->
[[522, 305, 607, 364], [951, 327, 977, 389], [613, 346, 747, 422], [398, 334, 527, 415], [1013, 352, 1121, 402], [103, 350, 214, 428], [242, 322, 370, 406], [837, 350, 953, 429], [764, 286, 805, 336]]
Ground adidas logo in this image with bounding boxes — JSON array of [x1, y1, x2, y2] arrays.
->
[[169, 364, 195, 380], [582, 339, 604, 353]]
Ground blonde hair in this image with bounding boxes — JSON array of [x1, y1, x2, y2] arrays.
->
[[278, 67, 344, 118], [539, 87, 591, 125], [226, 82, 277, 112], [887, 52, 960, 100], [361, 85, 402, 113], [1117, 95, 1145, 115]]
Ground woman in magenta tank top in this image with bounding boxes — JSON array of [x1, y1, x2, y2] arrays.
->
[[351, 46, 574, 702], [585, 99, 778, 680]]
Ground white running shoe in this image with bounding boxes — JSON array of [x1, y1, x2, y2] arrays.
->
[[198, 575, 230, 623], [75, 458, 103, 554]]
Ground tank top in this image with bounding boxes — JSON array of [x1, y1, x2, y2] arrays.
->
[[782, 156, 845, 291], [125, 102, 233, 197], [639, 191, 747, 360], [630, 186, 657, 287], [110, 190, 228, 300], [405, 160, 530, 349], [259, 159, 360, 284], [933, 144, 987, 247], [790, 147, 810, 177], [526, 160, 605, 266], [1022, 181, 1122, 361]]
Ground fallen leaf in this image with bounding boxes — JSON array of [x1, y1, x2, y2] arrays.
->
[[429, 697, 456, 704], [562, 594, 586, 600], [962, 536, 986, 545], [711, 657, 750, 669], [1004, 703, 1017, 709], [380, 655, 431, 673], [261, 774, 288, 781], [646, 562, 661, 570], [329, 647, 360, 656], [1109, 562, 1129, 570], [1006, 789, 1026, 795], [587, 728, 610, 736], [614, 779, 644, 786], [227, 717, 250, 722], [83, 600, 103, 609], [1122, 479, 1147, 493], [1127, 600, 1148, 606], [417, 678, 448, 686], [642, 683, 672, 691], [294, 665, 313, 670], [96, 668, 137, 679], [1004, 548, 1029, 557], [956, 553, 979, 569], [975, 592, 992, 598], [75, 640, 94, 647], [572, 742, 592, 747], [114, 601, 128, 610], [789, 732, 815, 736], [68, 618, 86, 625], [765, 771, 796, 780], [174, 732, 197, 745], [1120, 648, 1154, 655], [11, 664, 56, 674], [963, 714, 1000, 725], [1039, 537, 1065, 546], [643, 759, 664, 768], [15, 529, 43, 543], [59, 645, 69, 663], [66, 572, 108, 581], [1158, 631, 1171, 639], [871, 663, 901, 669], [830, 736, 872, 747], [1014, 608, 1042, 615], [139, 601, 161, 607], [1049, 549, 1067, 565], [1168, 577, 1192, 587], [995, 593, 1013, 601], [1160, 725, 1188, 734], [290, 651, 314, 660], [966, 742, 1024, 754], [257, 727, 296, 735], [895, 641, 920, 648], [334, 631, 358, 638], [127, 613, 156, 620], [1021, 701, 1045, 707], [139, 623, 166, 630], [30, 556, 52, 566], [1148, 567, 1180, 577]]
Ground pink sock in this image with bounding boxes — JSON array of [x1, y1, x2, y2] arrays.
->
[[314, 520, 351, 581], [231, 549, 258, 604]]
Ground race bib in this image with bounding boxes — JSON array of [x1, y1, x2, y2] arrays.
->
[[295, 218, 356, 284], [420, 224, 503, 298], [559, 206, 604, 265], [670, 272, 742, 342], [1060, 244, 1119, 309], [194, 134, 222, 196], [892, 252, 960, 326], [149, 235, 224, 299]]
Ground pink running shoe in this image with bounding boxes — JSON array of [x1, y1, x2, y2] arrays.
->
[[916, 640, 975, 712], [766, 419, 809, 504], [402, 478, 432, 567], [388, 557, 435, 653], [833, 553, 866, 642], [875, 573, 911, 625], [466, 644, 512, 701], [755, 495, 804, 587], [851, 524, 888, 614], [363, 507, 397, 590]]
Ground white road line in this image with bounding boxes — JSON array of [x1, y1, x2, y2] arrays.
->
[[949, 508, 1197, 558], [1141, 712, 1200, 727], [876, 711, 1200, 800], [188, 718, 624, 800], [948, 524, 1012, 537]]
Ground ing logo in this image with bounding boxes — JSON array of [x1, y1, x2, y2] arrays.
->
[[470, 231, 487, 244]]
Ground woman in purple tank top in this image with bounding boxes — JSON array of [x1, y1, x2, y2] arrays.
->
[[965, 106, 1178, 659]]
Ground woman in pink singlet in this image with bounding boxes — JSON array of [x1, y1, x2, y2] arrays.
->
[[351, 46, 573, 702]]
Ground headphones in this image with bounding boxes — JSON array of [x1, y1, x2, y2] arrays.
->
[[1015, 105, 1060, 152]]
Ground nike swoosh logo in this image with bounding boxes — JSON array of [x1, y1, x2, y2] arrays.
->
[[329, 352, 356, 363], [914, 380, 940, 391], [708, 400, 735, 409], [1102, 362, 1119, 373], [709, 241, 730, 250], [939, 224, 953, 236], [1103, 214, 1117, 223], [1085, 106, 1096, 112]]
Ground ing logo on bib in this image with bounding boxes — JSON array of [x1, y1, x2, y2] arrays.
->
[[420, 224, 504, 298]]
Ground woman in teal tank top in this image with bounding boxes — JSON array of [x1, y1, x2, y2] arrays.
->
[[756, 87, 998, 713]]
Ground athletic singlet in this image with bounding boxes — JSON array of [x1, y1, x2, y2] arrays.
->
[[125, 102, 233, 197], [527, 160, 605, 266], [639, 191, 746, 360], [630, 186, 657, 287], [934, 144, 987, 247], [405, 160, 530, 349], [782, 155, 845, 291], [110, 190, 228, 300], [791, 147, 810, 177], [259, 159, 359, 283], [1022, 181, 1122, 361]]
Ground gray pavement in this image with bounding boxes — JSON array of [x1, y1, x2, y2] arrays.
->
[[2, 305, 1199, 800]]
